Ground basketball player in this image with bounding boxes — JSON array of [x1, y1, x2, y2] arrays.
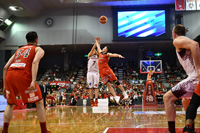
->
[[182, 35, 200, 133], [95, 37, 128, 105], [2, 32, 50, 133], [163, 25, 200, 133], [147, 70, 154, 81], [61, 91, 67, 105], [87, 40, 99, 107]]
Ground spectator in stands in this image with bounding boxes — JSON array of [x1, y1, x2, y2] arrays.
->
[[66, 78, 71, 93], [46, 93, 56, 107], [61, 91, 67, 105]]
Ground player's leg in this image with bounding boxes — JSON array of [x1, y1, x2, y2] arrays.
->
[[94, 89, 98, 106], [87, 72, 94, 107], [100, 68, 120, 105], [89, 88, 94, 99], [89, 88, 94, 107], [106, 82, 116, 97], [106, 68, 128, 99], [94, 73, 99, 106], [183, 92, 200, 133], [183, 82, 200, 133], [35, 99, 49, 133], [182, 98, 191, 111], [2, 104, 15, 133], [106, 82, 120, 105], [164, 78, 196, 133], [182, 98, 196, 132], [3, 75, 18, 133], [63, 99, 66, 105], [19, 81, 49, 133], [163, 90, 178, 133], [114, 81, 128, 100]]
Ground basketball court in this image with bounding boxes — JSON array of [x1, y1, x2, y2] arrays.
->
[[1, 0, 200, 133], [0, 105, 199, 133]]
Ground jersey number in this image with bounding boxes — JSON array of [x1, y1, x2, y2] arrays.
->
[[93, 61, 96, 65], [15, 48, 31, 59]]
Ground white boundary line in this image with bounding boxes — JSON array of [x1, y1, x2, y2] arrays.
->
[[103, 127, 109, 133]]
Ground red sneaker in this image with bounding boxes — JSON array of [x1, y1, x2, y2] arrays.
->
[[91, 100, 94, 107], [94, 99, 98, 106]]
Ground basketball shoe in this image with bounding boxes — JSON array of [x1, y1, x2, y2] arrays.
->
[[123, 92, 128, 100], [183, 125, 196, 133], [91, 99, 94, 107], [114, 96, 121, 105], [94, 99, 98, 106]]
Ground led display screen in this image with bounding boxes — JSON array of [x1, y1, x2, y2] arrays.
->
[[113, 7, 172, 41], [118, 10, 166, 37]]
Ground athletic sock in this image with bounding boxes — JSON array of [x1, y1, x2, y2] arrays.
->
[[168, 121, 175, 133], [114, 96, 118, 100], [2, 122, 9, 133], [95, 98, 98, 100], [40, 122, 47, 133]]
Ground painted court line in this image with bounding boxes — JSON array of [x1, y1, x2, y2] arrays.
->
[[103, 127, 200, 133]]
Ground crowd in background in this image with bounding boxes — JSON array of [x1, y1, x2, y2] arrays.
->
[[0, 63, 185, 107]]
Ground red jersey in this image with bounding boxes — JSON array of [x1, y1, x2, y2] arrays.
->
[[5, 44, 43, 104], [8, 44, 36, 75], [98, 53, 109, 70]]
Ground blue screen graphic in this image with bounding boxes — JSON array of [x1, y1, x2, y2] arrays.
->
[[118, 10, 166, 37]]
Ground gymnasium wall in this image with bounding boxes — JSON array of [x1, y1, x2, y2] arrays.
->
[[0, 50, 15, 80], [1, 5, 200, 79], [3, 6, 200, 46], [4, 6, 112, 46], [0, 51, 5, 80], [183, 11, 200, 39]]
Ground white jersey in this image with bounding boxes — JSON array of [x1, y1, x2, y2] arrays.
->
[[176, 37, 197, 77], [87, 55, 99, 73]]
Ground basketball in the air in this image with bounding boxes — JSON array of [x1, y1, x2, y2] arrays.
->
[[99, 15, 107, 24]]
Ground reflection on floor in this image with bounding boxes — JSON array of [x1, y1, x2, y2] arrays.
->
[[0, 105, 199, 133]]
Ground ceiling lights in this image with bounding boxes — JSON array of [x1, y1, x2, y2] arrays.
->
[[5, 19, 12, 26], [9, 6, 23, 11]]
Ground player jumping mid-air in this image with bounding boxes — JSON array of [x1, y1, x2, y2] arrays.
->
[[95, 37, 128, 105], [87, 39, 100, 107]]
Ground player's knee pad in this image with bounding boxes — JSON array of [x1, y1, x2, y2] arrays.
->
[[115, 81, 120, 86]]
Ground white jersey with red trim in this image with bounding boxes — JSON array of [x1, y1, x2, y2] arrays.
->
[[176, 37, 197, 77], [87, 55, 99, 73]]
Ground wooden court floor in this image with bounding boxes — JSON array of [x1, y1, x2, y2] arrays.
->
[[0, 105, 199, 133]]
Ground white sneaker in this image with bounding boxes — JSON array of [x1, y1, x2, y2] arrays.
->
[[123, 92, 128, 100], [114, 96, 121, 105]]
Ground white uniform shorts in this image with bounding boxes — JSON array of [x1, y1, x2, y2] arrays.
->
[[171, 76, 198, 99], [87, 72, 99, 89]]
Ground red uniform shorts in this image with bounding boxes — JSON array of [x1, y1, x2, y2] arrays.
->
[[5, 70, 42, 105], [99, 67, 117, 84]]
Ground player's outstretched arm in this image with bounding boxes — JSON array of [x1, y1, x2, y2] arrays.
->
[[95, 37, 102, 54], [29, 47, 44, 91], [107, 53, 125, 58], [3, 54, 15, 98], [88, 43, 96, 58], [174, 37, 200, 80], [97, 37, 101, 56]]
